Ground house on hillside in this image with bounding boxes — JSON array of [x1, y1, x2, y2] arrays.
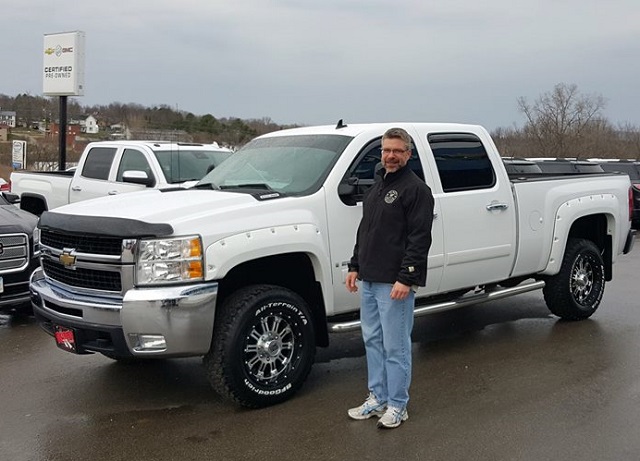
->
[[0, 110, 17, 128], [47, 122, 82, 148], [79, 115, 99, 134], [70, 115, 99, 134]]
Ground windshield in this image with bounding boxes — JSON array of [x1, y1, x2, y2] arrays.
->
[[153, 149, 233, 183], [196, 134, 352, 195]]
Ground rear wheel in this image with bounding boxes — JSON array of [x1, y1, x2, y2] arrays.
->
[[543, 238, 605, 320], [204, 284, 316, 408]]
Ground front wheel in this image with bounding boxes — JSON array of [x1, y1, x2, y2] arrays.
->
[[204, 284, 316, 408], [543, 238, 605, 320]]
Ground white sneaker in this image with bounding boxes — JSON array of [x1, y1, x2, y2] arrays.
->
[[347, 393, 386, 420], [377, 406, 408, 429]]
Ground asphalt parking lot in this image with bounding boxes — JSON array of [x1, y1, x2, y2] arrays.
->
[[1, 246, 640, 461]]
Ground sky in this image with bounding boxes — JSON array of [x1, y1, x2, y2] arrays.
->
[[2, 0, 640, 131]]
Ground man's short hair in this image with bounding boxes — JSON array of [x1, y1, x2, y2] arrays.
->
[[382, 127, 413, 151]]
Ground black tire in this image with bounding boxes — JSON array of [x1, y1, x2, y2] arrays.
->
[[204, 284, 316, 408], [543, 238, 605, 320]]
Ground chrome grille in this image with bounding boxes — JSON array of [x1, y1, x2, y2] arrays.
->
[[0, 233, 29, 272], [40, 229, 123, 255], [42, 258, 122, 292]]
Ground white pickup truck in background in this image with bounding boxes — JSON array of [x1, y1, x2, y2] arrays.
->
[[10, 141, 233, 215], [30, 122, 635, 409]]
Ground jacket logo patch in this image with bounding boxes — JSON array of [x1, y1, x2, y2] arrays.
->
[[384, 190, 398, 204]]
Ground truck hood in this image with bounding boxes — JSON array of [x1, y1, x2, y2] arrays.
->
[[43, 187, 323, 241], [54, 188, 260, 224], [0, 205, 38, 235]]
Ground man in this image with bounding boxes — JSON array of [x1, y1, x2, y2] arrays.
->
[[346, 127, 434, 429]]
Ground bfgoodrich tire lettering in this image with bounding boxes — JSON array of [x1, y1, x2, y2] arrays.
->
[[204, 284, 316, 408], [543, 238, 605, 320]]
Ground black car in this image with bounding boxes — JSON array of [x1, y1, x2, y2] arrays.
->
[[0, 193, 39, 315], [590, 160, 640, 229], [502, 158, 543, 176], [533, 158, 605, 174]]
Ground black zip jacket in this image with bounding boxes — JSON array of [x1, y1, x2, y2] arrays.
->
[[349, 165, 434, 286]]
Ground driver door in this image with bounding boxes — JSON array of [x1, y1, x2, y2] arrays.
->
[[325, 135, 444, 315]]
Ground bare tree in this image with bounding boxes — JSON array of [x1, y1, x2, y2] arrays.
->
[[617, 123, 640, 159], [517, 83, 607, 158], [25, 138, 60, 170]]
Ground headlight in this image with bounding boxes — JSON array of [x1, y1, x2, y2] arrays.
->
[[33, 227, 41, 257], [136, 235, 203, 285]]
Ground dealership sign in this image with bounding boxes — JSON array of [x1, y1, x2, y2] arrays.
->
[[43, 31, 85, 96], [12, 140, 27, 169]]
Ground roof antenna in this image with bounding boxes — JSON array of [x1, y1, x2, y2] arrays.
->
[[335, 119, 347, 129]]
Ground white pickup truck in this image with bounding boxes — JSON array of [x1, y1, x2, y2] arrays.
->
[[10, 140, 233, 215], [30, 122, 635, 408]]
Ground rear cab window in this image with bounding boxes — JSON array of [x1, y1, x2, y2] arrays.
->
[[427, 133, 495, 192], [81, 147, 117, 180]]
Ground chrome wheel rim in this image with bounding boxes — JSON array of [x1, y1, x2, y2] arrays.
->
[[571, 255, 594, 304], [244, 314, 296, 383]]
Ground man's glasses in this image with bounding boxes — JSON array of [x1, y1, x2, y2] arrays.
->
[[381, 148, 408, 155]]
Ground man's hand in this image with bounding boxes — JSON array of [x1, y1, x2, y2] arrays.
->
[[390, 281, 411, 300], [346, 271, 359, 293]]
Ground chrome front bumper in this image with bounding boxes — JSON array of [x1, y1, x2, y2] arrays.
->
[[30, 268, 218, 357]]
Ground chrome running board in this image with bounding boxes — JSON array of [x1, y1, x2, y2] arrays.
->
[[329, 280, 545, 333]]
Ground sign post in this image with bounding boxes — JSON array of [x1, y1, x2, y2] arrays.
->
[[43, 31, 85, 171]]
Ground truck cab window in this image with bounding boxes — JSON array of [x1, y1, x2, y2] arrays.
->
[[117, 149, 154, 182], [428, 133, 495, 192], [341, 137, 425, 204], [81, 147, 117, 180]]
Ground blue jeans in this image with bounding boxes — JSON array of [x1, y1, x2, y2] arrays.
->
[[360, 281, 415, 409]]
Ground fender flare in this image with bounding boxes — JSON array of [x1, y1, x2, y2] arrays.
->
[[541, 194, 618, 276], [205, 223, 333, 311]]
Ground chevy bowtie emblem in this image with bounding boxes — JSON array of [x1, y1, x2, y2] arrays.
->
[[59, 250, 77, 268]]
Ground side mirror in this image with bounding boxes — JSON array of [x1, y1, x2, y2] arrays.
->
[[338, 177, 358, 197], [122, 170, 156, 187], [2, 192, 20, 204]]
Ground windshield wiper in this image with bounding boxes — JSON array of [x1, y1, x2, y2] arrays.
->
[[192, 182, 220, 190], [219, 183, 274, 191]]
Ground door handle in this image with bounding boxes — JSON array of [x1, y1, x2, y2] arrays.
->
[[486, 202, 509, 211], [71, 186, 81, 192], [108, 190, 119, 195]]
